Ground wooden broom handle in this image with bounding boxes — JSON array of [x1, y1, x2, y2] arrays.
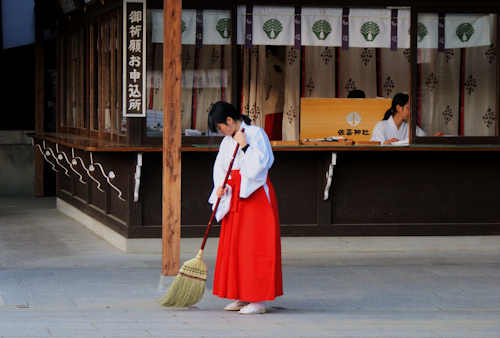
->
[[200, 128, 244, 250]]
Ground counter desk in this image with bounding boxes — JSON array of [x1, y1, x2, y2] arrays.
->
[[32, 133, 500, 238]]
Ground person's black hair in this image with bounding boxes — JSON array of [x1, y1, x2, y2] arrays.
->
[[383, 93, 409, 120], [208, 101, 252, 133], [347, 89, 366, 98]]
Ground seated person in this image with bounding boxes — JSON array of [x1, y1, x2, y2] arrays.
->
[[371, 93, 429, 145], [347, 89, 366, 98]]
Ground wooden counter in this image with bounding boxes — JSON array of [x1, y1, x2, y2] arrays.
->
[[31, 133, 500, 239], [33, 133, 500, 152]]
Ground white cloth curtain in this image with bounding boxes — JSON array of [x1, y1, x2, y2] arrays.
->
[[418, 49, 461, 136], [379, 48, 410, 98], [338, 47, 377, 98], [282, 46, 301, 141], [463, 16, 497, 137], [303, 46, 336, 98], [241, 46, 266, 127], [193, 45, 231, 132]]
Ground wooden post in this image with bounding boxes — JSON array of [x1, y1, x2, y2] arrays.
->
[[162, 0, 182, 276], [34, 0, 45, 197]]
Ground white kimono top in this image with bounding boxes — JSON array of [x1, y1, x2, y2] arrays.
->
[[209, 121, 274, 221], [370, 116, 427, 144]]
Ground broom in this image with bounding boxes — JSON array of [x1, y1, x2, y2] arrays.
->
[[159, 130, 244, 307]]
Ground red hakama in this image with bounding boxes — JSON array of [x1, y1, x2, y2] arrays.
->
[[213, 170, 283, 302]]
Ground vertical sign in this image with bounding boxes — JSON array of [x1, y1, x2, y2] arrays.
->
[[123, 0, 146, 117]]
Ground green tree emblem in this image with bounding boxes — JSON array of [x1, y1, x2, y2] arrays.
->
[[181, 20, 186, 34], [312, 20, 332, 40], [360, 22, 380, 42], [456, 23, 474, 42], [417, 22, 428, 42], [263, 19, 283, 40], [216, 18, 232, 39]]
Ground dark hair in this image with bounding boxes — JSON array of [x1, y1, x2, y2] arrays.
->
[[383, 93, 409, 120], [347, 89, 366, 98], [208, 101, 252, 133]]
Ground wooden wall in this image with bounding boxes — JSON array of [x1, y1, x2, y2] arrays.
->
[[50, 144, 500, 237]]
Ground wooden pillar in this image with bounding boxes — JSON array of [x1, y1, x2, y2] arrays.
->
[[34, 0, 45, 197], [162, 0, 182, 276]]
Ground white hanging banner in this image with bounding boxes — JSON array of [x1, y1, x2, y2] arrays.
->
[[417, 14, 438, 49], [151, 9, 163, 43], [349, 9, 391, 48], [236, 5, 246, 45], [203, 10, 232, 45], [252, 6, 295, 46], [397, 9, 411, 49], [445, 14, 492, 48], [181, 9, 196, 45], [301, 8, 342, 46]]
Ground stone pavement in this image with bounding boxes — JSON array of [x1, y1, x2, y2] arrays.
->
[[1, 197, 500, 338]]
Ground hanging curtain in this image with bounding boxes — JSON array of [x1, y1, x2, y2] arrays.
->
[[463, 46, 497, 135], [338, 47, 377, 98], [192, 45, 233, 132], [379, 48, 410, 99], [262, 47, 285, 139], [302, 46, 336, 98], [418, 49, 461, 136], [282, 46, 301, 141], [241, 46, 266, 128]]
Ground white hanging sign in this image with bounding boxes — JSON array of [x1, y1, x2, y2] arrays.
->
[[397, 9, 411, 49], [301, 8, 342, 46], [349, 9, 391, 48], [203, 10, 232, 45], [445, 14, 492, 48], [123, 0, 147, 118], [252, 6, 295, 46]]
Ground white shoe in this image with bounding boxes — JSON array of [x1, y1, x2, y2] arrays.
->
[[239, 302, 266, 314], [224, 300, 249, 311]]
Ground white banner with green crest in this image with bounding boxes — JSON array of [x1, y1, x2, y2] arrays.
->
[[252, 7, 295, 46], [203, 10, 232, 45], [152, 7, 493, 48], [348, 9, 391, 48], [445, 14, 493, 48], [301, 8, 342, 46]]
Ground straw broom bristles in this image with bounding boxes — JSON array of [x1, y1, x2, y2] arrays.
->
[[158, 249, 207, 307]]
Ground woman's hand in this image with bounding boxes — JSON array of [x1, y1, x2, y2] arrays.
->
[[233, 129, 248, 148], [216, 185, 228, 198], [433, 132, 444, 137], [384, 138, 399, 144]]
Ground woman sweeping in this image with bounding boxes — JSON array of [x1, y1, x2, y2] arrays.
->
[[208, 101, 283, 315]]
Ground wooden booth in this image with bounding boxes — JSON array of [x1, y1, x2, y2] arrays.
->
[[32, 0, 500, 274]]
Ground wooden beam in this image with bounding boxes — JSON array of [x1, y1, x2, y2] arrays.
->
[[34, 0, 45, 197], [162, 0, 182, 276]]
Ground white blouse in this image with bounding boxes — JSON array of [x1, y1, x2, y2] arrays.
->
[[209, 121, 274, 220], [370, 116, 427, 144]]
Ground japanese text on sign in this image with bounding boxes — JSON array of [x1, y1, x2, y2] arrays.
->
[[123, 1, 146, 117]]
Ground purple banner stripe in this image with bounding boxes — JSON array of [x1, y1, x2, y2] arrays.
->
[[438, 13, 445, 52], [294, 6, 301, 49], [391, 9, 398, 51], [196, 9, 203, 48], [342, 8, 349, 50], [245, 5, 253, 48]]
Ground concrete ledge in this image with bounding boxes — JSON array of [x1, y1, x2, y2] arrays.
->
[[57, 198, 161, 253]]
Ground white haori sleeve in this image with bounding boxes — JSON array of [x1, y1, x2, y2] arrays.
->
[[239, 126, 274, 198], [370, 121, 386, 144], [416, 125, 427, 137]]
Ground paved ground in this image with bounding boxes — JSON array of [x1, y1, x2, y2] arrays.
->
[[1, 197, 500, 338]]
